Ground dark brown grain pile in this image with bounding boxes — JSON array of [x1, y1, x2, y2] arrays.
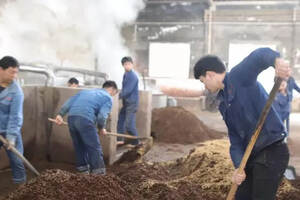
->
[[151, 107, 225, 144], [6, 140, 300, 200], [7, 169, 132, 200], [113, 140, 300, 200]]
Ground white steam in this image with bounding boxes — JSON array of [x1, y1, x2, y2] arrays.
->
[[0, 0, 145, 86]]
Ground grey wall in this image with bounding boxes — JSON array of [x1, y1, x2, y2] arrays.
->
[[122, 1, 300, 80], [123, 0, 210, 78], [209, 8, 300, 78], [0, 86, 152, 170]]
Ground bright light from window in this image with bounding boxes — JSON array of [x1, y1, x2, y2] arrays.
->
[[149, 43, 190, 79]]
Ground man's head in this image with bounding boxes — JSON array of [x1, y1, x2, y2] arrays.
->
[[68, 77, 79, 88], [121, 56, 133, 72], [102, 80, 118, 96], [0, 56, 19, 84], [194, 55, 226, 93]]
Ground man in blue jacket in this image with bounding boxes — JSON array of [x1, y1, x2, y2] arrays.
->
[[194, 48, 290, 200], [0, 56, 26, 184], [55, 80, 118, 175], [273, 77, 300, 136], [117, 56, 139, 146]]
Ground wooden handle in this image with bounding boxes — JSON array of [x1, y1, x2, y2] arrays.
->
[[105, 132, 148, 140], [226, 184, 238, 200], [48, 118, 148, 140], [0, 135, 40, 176], [226, 78, 282, 200]]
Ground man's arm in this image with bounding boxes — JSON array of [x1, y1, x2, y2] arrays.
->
[[228, 129, 245, 169], [231, 48, 280, 86], [6, 92, 24, 146], [292, 78, 300, 93], [97, 98, 112, 129], [58, 92, 81, 117], [119, 72, 138, 99], [228, 127, 248, 185]]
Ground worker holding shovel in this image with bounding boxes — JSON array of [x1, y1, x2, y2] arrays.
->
[[194, 48, 290, 200], [0, 56, 26, 184], [55, 80, 118, 175]]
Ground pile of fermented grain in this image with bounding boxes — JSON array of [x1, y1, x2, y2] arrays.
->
[[151, 107, 225, 144], [7, 169, 132, 200], [7, 140, 300, 200]]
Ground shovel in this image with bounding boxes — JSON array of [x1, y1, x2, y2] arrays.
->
[[0, 135, 40, 176], [48, 117, 153, 157], [48, 118, 150, 140]]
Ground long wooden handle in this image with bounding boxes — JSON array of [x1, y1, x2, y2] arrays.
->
[[0, 135, 40, 176], [48, 118, 147, 140], [105, 132, 148, 139], [226, 78, 282, 200]]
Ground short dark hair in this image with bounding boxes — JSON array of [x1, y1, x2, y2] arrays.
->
[[193, 55, 225, 79], [121, 56, 133, 65], [68, 77, 79, 85], [102, 80, 118, 90], [0, 56, 19, 70]]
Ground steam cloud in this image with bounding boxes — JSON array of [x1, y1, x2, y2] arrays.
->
[[0, 0, 145, 86]]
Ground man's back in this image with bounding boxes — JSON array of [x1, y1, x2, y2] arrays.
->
[[69, 89, 112, 122]]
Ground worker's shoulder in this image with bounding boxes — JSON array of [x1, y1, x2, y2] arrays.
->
[[96, 89, 112, 100], [128, 70, 139, 78], [9, 80, 24, 94], [288, 76, 295, 83]]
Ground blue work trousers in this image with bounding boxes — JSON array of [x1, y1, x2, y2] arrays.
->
[[68, 116, 105, 174], [0, 133, 26, 183], [117, 102, 139, 145]]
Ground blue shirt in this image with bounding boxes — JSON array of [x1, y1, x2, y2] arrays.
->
[[273, 92, 290, 122], [59, 89, 112, 129], [217, 48, 286, 168], [287, 77, 300, 102], [119, 70, 139, 104], [0, 80, 24, 144]]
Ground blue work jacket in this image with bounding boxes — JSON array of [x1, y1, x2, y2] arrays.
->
[[217, 48, 286, 168], [119, 70, 139, 104], [0, 80, 24, 144], [59, 88, 112, 129]]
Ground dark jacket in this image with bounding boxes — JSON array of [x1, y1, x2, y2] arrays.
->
[[217, 48, 286, 168], [119, 70, 139, 104]]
